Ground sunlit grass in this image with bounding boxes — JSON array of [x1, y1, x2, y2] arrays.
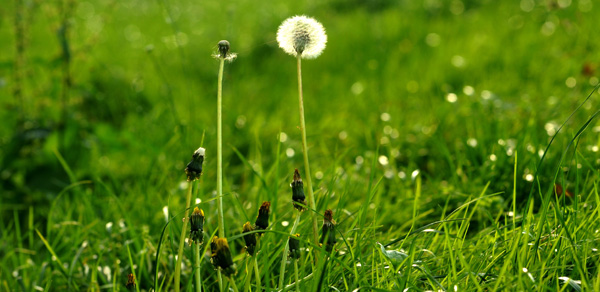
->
[[2, 0, 600, 291]]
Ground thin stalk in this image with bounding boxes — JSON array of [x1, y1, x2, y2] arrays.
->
[[194, 243, 202, 292], [253, 257, 261, 290], [228, 277, 240, 292], [293, 260, 300, 292], [174, 183, 194, 292], [218, 271, 223, 292], [296, 55, 319, 245], [217, 58, 226, 237], [278, 212, 302, 289], [243, 257, 252, 292]]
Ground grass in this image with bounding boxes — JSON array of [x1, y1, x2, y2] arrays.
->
[[2, 0, 600, 291]]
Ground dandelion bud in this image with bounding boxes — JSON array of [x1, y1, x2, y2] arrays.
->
[[254, 201, 271, 233], [210, 236, 219, 268], [242, 222, 257, 256], [185, 147, 205, 181], [126, 273, 135, 291], [320, 209, 336, 252], [214, 40, 237, 61], [189, 207, 205, 244], [218, 40, 230, 58], [288, 233, 301, 260], [213, 237, 236, 276], [291, 169, 306, 211], [277, 15, 327, 59]]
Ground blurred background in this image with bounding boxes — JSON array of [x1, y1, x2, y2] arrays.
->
[[1, 0, 600, 257]]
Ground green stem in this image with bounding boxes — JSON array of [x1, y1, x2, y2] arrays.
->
[[174, 183, 193, 292], [218, 271, 223, 292], [278, 212, 302, 289], [293, 260, 300, 292], [296, 55, 319, 246], [194, 243, 202, 292], [253, 256, 261, 290], [228, 277, 240, 292], [243, 257, 252, 292], [217, 58, 226, 238]]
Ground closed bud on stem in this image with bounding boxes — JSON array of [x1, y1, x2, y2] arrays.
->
[[185, 147, 205, 181], [291, 169, 306, 211], [242, 222, 257, 256], [213, 237, 236, 277], [214, 40, 237, 62], [189, 207, 205, 244], [288, 233, 301, 260], [254, 201, 271, 234], [320, 209, 336, 252], [126, 273, 135, 291]]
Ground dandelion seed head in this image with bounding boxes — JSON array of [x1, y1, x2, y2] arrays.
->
[[277, 15, 327, 59]]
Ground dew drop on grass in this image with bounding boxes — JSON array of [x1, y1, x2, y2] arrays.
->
[[279, 132, 288, 142], [380, 112, 391, 122], [195, 198, 201, 204], [281, 221, 289, 227], [378, 155, 389, 166], [565, 77, 577, 88], [406, 80, 419, 93], [489, 154, 497, 161], [236, 115, 247, 128], [383, 125, 393, 135], [451, 55, 465, 68], [467, 138, 478, 147], [285, 148, 295, 157], [384, 170, 394, 179], [355, 156, 364, 165], [520, 0, 534, 12], [351, 82, 364, 95], [446, 93, 458, 103], [162, 206, 169, 222], [481, 90, 492, 100], [463, 85, 474, 96], [315, 171, 324, 180], [425, 33, 441, 47], [524, 174, 534, 182], [411, 170, 420, 180], [398, 171, 406, 179]]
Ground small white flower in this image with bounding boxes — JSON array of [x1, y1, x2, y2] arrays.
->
[[277, 15, 327, 59]]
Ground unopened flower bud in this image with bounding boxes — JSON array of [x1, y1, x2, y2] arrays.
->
[[213, 237, 236, 276], [254, 201, 271, 234], [242, 222, 257, 256], [185, 147, 205, 181], [189, 207, 205, 244], [291, 169, 306, 211], [320, 209, 336, 252], [288, 234, 301, 260]]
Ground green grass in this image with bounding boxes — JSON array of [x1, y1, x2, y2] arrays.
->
[[2, 0, 600, 291]]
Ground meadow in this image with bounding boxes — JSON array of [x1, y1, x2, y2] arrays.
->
[[1, 0, 600, 291]]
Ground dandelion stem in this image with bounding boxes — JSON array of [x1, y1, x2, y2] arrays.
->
[[278, 211, 301, 289], [228, 277, 240, 292], [296, 55, 319, 246], [174, 183, 193, 292], [293, 260, 300, 292], [253, 256, 261, 290], [218, 270, 224, 292], [217, 57, 226, 238], [194, 242, 202, 292], [243, 257, 252, 292]]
